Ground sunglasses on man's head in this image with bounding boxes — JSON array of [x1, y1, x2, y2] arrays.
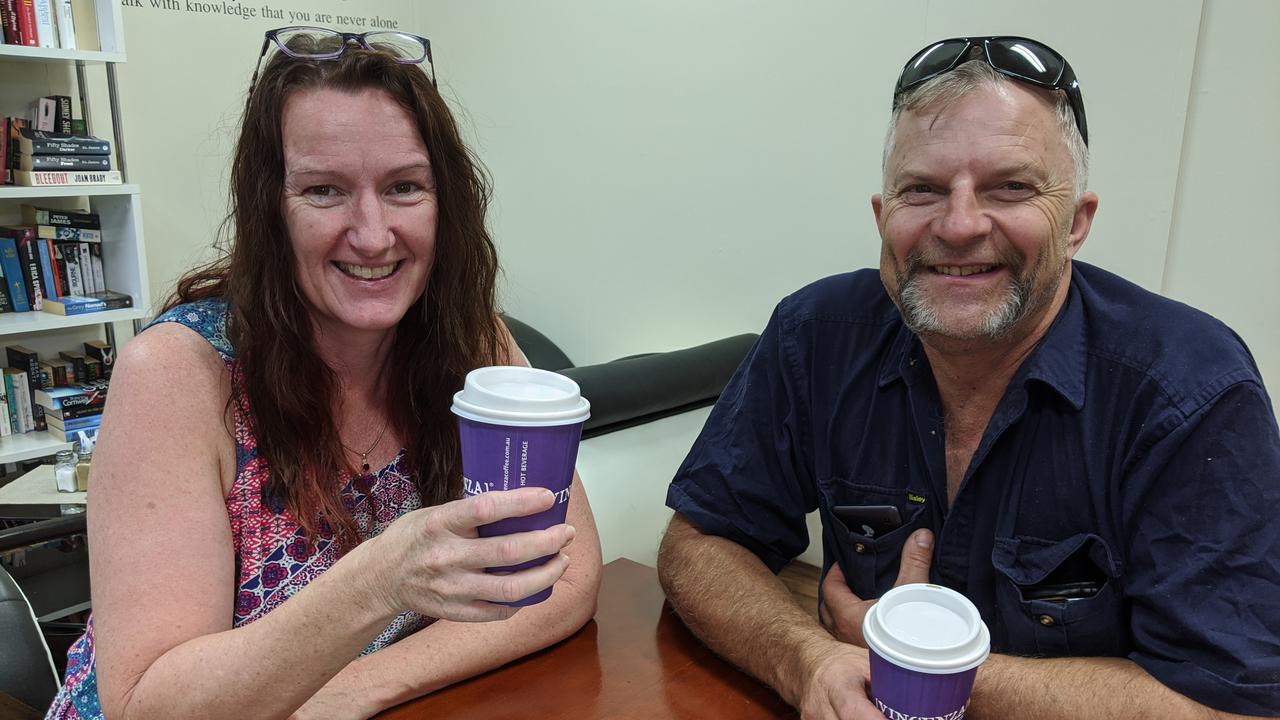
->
[[893, 36, 1088, 146]]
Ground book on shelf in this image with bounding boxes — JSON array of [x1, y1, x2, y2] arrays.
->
[[0, 227, 43, 310], [0, 236, 29, 312], [37, 224, 101, 242], [83, 340, 112, 377], [46, 410, 100, 433], [22, 205, 100, 230], [42, 289, 132, 316], [34, 379, 107, 411], [2, 368, 31, 432], [13, 169, 122, 186], [12, 0, 36, 47], [68, 0, 94, 50], [47, 421, 99, 443], [44, 396, 100, 420], [15, 127, 110, 156], [53, 96, 73, 134], [1, 0, 21, 45], [6, 345, 46, 430], [30, 0, 53, 48], [17, 154, 111, 172], [87, 241, 104, 290], [0, 262, 12, 313], [0, 118, 8, 185], [36, 238, 61, 298], [33, 96, 56, 131], [54, 242, 82, 296], [83, 354, 100, 381], [58, 349, 84, 382], [53, 0, 71, 49]]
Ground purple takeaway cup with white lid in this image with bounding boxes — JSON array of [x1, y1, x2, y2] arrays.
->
[[862, 583, 991, 720], [451, 366, 590, 607]]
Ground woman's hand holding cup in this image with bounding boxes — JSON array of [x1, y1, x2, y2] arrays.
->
[[364, 487, 575, 622]]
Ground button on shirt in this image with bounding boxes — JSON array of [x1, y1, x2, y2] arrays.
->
[[666, 262, 1280, 716]]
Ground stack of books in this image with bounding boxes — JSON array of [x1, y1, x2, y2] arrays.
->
[[0, 341, 112, 441], [4, 124, 117, 186], [0, 204, 133, 315]]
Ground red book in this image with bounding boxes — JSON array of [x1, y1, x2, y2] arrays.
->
[[14, 0, 36, 46], [1, 0, 19, 44]]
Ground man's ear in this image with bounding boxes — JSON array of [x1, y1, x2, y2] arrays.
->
[[1066, 191, 1099, 259], [872, 194, 883, 225]]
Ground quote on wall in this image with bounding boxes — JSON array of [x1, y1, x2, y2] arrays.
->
[[121, 0, 403, 29]]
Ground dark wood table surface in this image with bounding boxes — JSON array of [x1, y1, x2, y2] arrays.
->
[[377, 558, 798, 720]]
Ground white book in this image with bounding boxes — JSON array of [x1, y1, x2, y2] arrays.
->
[[0, 399, 11, 437], [89, 245, 104, 294], [54, 0, 74, 49], [77, 243, 94, 293], [11, 170, 123, 186], [12, 369, 32, 433], [32, 0, 58, 48]]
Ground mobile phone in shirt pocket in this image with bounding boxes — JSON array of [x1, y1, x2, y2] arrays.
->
[[819, 481, 930, 598], [991, 532, 1127, 657]]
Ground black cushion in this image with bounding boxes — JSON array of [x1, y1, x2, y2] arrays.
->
[[0, 565, 58, 712], [500, 315, 573, 371], [563, 334, 758, 437]]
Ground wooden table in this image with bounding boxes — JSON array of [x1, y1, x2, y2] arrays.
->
[[377, 558, 798, 720]]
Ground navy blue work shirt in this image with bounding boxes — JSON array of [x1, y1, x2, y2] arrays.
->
[[666, 262, 1280, 715]]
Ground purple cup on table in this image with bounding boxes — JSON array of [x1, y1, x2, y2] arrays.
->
[[862, 583, 991, 720], [451, 366, 590, 607]]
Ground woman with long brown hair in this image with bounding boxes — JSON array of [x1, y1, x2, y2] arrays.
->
[[46, 28, 601, 720]]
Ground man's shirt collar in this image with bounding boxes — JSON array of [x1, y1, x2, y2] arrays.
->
[[876, 274, 1088, 411]]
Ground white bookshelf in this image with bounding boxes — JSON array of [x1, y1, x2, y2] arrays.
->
[[0, 0, 146, 465]]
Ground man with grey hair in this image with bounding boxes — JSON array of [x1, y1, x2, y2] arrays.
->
[[658, 36, 1279, 719]]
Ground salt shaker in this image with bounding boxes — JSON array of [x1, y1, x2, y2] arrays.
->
[[55, 449, 78, 493]]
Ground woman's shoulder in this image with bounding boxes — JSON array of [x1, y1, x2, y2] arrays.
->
[[146, 297, 235, 361]]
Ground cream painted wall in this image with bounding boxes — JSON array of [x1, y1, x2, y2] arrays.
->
[[417, 0, 1203, 366], [1162, 0, 1280, 399]]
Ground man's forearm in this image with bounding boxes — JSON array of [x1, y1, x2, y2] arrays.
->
[[657, 514, 840, 707], [972, 654, 1252, 720]]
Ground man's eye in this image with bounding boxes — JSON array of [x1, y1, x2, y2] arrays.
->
[[907, 184, 934, 194], [1004, 182, 1029, 191]]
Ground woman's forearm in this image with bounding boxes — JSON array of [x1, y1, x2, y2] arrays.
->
[[299, 555, 602, 717], [110, 542, 395, 720]]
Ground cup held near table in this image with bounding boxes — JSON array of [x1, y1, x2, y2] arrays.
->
[[862, 583, 991, 719], [453, 366, 590, 607]]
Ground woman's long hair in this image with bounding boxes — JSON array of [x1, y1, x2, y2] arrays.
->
[[164, 38, 501, 546]]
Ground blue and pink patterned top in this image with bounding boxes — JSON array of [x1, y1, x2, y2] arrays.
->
[[46, 299, 432, 719]]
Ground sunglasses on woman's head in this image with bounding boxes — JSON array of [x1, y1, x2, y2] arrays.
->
[[248, 25, 435, 95], [893, 36, 1088, 146]]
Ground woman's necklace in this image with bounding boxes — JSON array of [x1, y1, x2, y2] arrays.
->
[[341, 419, 389, 474]]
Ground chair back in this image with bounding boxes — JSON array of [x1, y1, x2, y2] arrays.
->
[[0, 564, 60, 712]]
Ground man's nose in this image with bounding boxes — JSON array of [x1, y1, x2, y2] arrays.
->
[[346, 190, 394, 254], [932, 189, 991, 246]]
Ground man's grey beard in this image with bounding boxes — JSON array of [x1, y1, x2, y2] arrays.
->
[[894, 247, 1065, 341]]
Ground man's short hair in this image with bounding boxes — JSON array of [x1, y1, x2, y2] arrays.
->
[[883, 58, 1090, 201]]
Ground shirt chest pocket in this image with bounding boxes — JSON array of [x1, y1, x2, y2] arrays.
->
[[818, 480, 931, 599], [991, 533, 1127, 657]]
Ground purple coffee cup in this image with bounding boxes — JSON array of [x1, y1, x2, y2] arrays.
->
[[452, 366, 590, 607], [862, 583, 991, 720]]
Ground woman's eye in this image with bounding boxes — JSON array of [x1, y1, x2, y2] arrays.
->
[[391, 182, 419, 194], [305, 185, 336, 197]]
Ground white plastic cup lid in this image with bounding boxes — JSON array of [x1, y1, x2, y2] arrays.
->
[[451, 366, 591, 427], [862, 583, 991, 674]]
